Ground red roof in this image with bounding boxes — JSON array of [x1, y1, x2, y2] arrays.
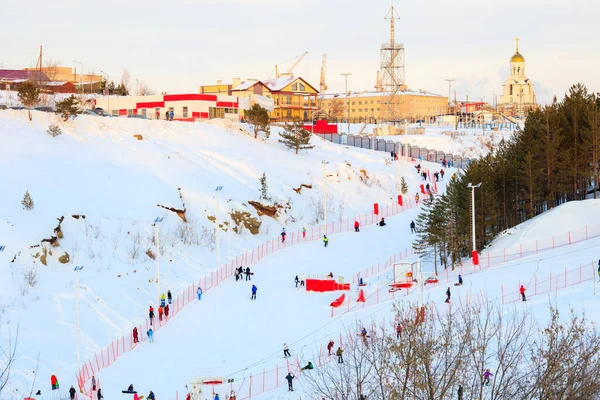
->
[[0, 69, 49, 82]]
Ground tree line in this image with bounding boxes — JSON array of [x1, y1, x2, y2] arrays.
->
[[413, 83, 600, 271]]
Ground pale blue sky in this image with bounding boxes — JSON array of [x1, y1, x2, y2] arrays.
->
[[1, 0, 596, 104]]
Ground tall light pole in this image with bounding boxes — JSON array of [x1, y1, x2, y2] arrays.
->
[[73, 61, 84, 97], [341, 73, 351, 134], [215, 186, 223, 271], [154, 217, 164, 301], [322, 160, 329, 233], [100, 70, 110, 114], [467, 183, 482, 266], [74, 265, 84, 365], [478, 96, 485, 135], [444, 78, 455, 115]]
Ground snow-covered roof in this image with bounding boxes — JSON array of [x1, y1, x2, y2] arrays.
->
[[262, 76, 296, 91], [44, 81, 71, 87], [320, 90, 446, 100], [0, 69, 49, 82], [232, 80, 262, 91]]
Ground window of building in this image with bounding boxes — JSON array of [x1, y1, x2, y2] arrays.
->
[[358, 101, 362, 105], [352, 101, 355, 105], [377, 108, 380, 111], [358, 109, 362, 112], [183, 107, 188, 118], [509, 85, 513, 95], [127, 109, 133, 116], [112, 110, 119, 116], [370, 101, 374, 104], [377, 100, 381, 104], [371, 108, 374, 112], [286, 110, 292, 118], [292, 83, 298, 90], [141, 109, 147, 117], [352, 109, 356, 112], [299, 83, 305, 91]]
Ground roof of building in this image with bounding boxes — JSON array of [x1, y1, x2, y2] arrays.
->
[[510, 51, 525, 63], [319, 90, 445, 100], [262, 76, 319, 93], [44, 81, 73, 87], [232, 80, 264, 91], [0, 69, 49, 82]]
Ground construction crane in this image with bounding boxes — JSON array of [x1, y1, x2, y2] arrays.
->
[[275, 51, 308, 78], [320, 54, 327, 93]]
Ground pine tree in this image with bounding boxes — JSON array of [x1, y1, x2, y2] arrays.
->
[[400, 176, 409, 195], [245, 104, 271, 139], [259, 172, 269, 200], [56, 95, 81, 121], [279, 121, 315, 155], [21, 191, 34, 210], [17, 81, 40, 122]]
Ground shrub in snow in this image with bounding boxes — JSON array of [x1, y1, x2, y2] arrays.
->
[[244, 103, 270, 139], [55, 95, 81, 121], [46, 124, 62, 137], [400, 176, 409, 195], [259, 173, 269, 200], [17, 81, 40, 121], [278, 121, 314, 154], [21, 191, 34, 210], [58, 252, 70, 264], [146, 248, 156, 260], [23, 265, 39, 288]]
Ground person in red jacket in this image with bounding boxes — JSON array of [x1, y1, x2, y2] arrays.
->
[[158, 305, 164, 322], [520, 285, 527, 302], [133, 327, 139, 343], [51, 374, 58, 390], [164, 304, 169, 318], [354, 220, 360, 232], [327, 340, 334, 355]]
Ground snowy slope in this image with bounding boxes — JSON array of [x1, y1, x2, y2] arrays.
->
[[0, 110, 455, 399]]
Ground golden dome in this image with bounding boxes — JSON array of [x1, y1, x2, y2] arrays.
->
[[511, 51, 525, 63]]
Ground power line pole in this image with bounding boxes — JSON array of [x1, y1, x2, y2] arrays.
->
[[341, 73, 352, 134], [444, 78, 455, 115]]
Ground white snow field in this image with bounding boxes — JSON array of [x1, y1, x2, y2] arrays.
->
[[1, 109, 597, 400], [0, 110, 452, 399]]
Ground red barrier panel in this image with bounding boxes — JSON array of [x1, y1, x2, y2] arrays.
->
[[330, 294, 345, 307], [306, 279, 350, 292]]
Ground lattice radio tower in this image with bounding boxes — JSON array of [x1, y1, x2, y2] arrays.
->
[[380, 2, 405, 123]]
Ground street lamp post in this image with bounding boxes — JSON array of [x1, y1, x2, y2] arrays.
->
[[340, 73, 351, 134], [73, 61, 84, 97], [215, 186, 223, 272], [100, 70, 110, 114], [322, 160, 329, 233], [74, 265, 84, 365], [467, 183, 482, 267], [445, 78, 455, 115]]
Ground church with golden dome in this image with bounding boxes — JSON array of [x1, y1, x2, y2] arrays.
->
[[498, 38, 537, 117]]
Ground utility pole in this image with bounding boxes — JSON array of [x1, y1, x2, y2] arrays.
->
[[467, 183, 482, 267], [479, 96, 485, 135], [444, 78, 455, 115], [341, 73, 352, 134], [322, 160, 329, 233], [73, 61, 83, 98]]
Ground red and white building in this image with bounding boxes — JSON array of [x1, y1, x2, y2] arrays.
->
[[94, 93, 242, 121]]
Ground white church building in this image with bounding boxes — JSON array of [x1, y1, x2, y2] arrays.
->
[[498, 38, 538, 117]]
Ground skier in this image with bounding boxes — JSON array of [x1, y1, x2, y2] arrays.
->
[[396, 323, 403, 338], [302, 226, 306, 239], [445, 287, 451, 303], [434, 171, 439, 181], [440, 168, 445, 179], [379, 218, 386, 227], [158, 305, 164, 322], [148, 390, 156, 400], [127, 384, 134, 392], [149, 306, 155, 325], [442, 159, 447, 167], [167, 290, 172, 304], [97, 388, 103, 400], [160, 294, 166, 307], [245, 267, 251, 281], [285, 372, 295, 391], [327, 340, 334, 355], [51, 375, 58, 390], [147, 328, 154, 342], [415, 164, 421, 174], [483, 369, 493, 386], [164, 304, 169, 318], [301, 361, 314, 371], [92, 375, 97, 391], [323, 235, 329, 247], [328, 272, 334, 279], [283, 343, 291, 358], [300, 273, 305, 287], [458, 275, 463, 285], [361, 327, 368, 345], [336, 347, 344, 363], [410, 220, 416, 233], [415, 193, 420, 203], [294, 275, 299, 287], [457, 384, 463, 400], [133, 327, 139, 343], [354, 220, 360, 232], [197, 286, 203, 300], [237, 266, 244, 278], [281, 228, 286, 243], [213, 394, 219, 400], [520, 285, 527, 302], [69, 385, 76, 400], [251, 284, 257, 300]]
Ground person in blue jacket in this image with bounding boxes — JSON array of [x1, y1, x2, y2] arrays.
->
[[251, 284, 257, 300], [197, 287, 203, 300]]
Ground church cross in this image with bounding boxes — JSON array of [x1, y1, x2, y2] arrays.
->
[[515, 37, 520, 52]]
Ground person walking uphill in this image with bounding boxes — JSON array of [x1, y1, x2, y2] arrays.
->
[[520, 285, 527, 302], [283, 343, 291, 358], [133, 327, 139, 343], [445, 287, 451, 303], [281, 228, 286, 243], [410, 220, 416, 233], [197, 287, 203, 300], [69, 385, 76, 400], [251, 284, 257, 300], [147, 328, 154, 342], [354, 220, 360, 232], [51, 375, 59, 390], [158, 305, 164, 322], [167, 289, 172, 304], [245, 267, 252, 281], [149, 306, 155, 325], [285, 372, 295, 391], [336, 347, 344, 363], [323, 235, 329, 247]]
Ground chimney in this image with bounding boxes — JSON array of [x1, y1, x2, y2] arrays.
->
[[232, 77, 241, 88]]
